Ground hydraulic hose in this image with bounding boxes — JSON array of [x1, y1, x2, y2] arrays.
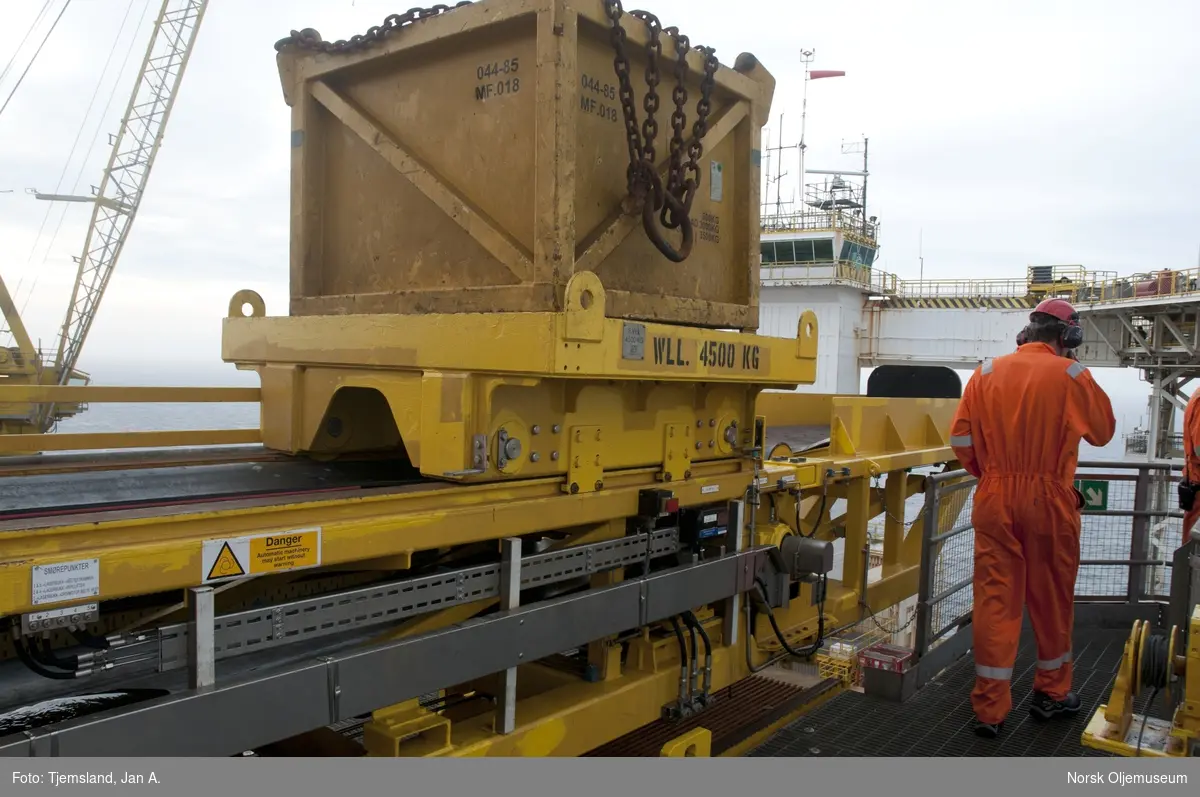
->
[[752, 574, 826, 659], [35, 636, 80, 671], [669, 616, 691, 707], [686, 620, 699, 699], [12, 635, 76, 680], [683, 611, 713, 698], [70, 627, 111, 650]]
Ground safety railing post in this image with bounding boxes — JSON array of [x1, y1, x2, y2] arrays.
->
[[1128, 466, 1151, 605], [914, 472, 939, 658]]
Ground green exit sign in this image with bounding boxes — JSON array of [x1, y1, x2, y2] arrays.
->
[[1074, 479, 1109, 511]]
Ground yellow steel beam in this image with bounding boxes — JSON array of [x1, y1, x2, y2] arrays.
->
[[222, 275, 818, 387], [0, 461, 753, 616]]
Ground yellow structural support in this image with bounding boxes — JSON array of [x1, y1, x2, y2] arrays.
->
[[660, 728, 712, 757], [221, 274, 820, 482]]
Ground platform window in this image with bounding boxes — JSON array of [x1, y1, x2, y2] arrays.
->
[[813, 239, 834, 262]]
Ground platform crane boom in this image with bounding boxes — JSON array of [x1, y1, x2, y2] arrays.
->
[[34, 0, 208, 431]]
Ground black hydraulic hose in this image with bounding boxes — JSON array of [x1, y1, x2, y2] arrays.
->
[[12, 635, 76, 681], [35, 636, 80, 671], [70, 627, 110, 651], [683, 611, 713, 698], [669, 616, 691, 706], [686, 620, 699, 699], [752, 575, 825, 659]]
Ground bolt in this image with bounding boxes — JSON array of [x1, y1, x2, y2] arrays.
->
[[695, 441, 702, 450], [551, 451, 560, 461], [696, 420, 703, 428], [709, 419, 716, 427], [684, 470, 692, 479], [532, 425, 541, 435], [571, 483, 579, 494], [553, 424, 561, 433], [595, 480, 603, 491], [709, 440, 715, 448], [531, 452, 541, 463]]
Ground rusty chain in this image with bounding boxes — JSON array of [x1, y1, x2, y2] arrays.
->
[[273, 2, 473, 54], [604, 0, 718, 262]]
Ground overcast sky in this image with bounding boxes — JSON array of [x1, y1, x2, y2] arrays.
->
[[1, 0, 1197, 432]]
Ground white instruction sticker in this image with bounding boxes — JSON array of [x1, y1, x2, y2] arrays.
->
[[701, 484, 720, 495], [31, 559, 100, 606]]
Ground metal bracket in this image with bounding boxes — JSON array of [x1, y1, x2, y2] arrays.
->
[[564, 425, 603, 494], [21, 603, 99, 635], [660, 423, 693, 482], [496, 538, 521, 735], [187, 586, 215, 690], [443, 433, 489, 477]]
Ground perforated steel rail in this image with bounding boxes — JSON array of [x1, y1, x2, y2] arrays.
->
[[155, 529, 681, 671]]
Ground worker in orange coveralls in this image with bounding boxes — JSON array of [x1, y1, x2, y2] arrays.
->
[[1179, 393, 1200, 545], [950, 298, 1116, 739]]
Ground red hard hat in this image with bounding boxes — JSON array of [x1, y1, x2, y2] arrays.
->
[[1032, 297, 1078, 324]]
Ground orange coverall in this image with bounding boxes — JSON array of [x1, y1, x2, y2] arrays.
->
[[1183, 393, 1200, 544], [949, 342, 1116, 725]]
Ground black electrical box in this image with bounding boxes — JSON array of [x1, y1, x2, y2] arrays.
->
[[638, 488, 678, 519], [679, 504, 729, 547]]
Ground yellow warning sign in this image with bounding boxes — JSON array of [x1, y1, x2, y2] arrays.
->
[[206, 542, 245, 581], [201, 527, 323, 583], [248, 531, 320, 573]]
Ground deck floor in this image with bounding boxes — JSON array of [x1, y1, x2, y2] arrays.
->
[[749, 626, 1173, 757]]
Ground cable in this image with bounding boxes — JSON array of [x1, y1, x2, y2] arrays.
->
[[669, 616, 691, 707], [683, 611, 713, 699], [751, 574, 826, 659], [0, 0, 69, 122], [685, 618, 699, 698], [35, 636, 79, 671], [1136, 632, 1171, 756], [0, 2, 51, 88], [70, 627, 111, 650], [9, 621, 76, 681]]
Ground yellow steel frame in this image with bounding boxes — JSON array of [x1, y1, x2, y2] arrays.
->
[[220, 274, 819, 484], [0, 267, 970, 756]]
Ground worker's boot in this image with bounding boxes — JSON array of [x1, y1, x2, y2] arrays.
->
[[973, 719, 1004, 739], [1028, 690, 1081, 720]]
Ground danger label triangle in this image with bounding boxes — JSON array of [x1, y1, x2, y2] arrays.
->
[[207, 541, 245, 580]]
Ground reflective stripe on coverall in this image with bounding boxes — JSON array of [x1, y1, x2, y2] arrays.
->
[[949, 342, 1116, 725], [1184, 393, 1200, 544]]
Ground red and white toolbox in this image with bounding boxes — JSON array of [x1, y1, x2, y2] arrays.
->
[[857, 643, 914, 674]]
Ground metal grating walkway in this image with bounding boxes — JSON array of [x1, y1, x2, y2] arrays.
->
[[749, 626, 1171, 757]]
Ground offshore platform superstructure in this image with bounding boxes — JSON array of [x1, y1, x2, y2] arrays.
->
[[0, 0, 1196, 760]]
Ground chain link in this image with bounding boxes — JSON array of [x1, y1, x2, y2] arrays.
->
[[274, 3, 473, 54], [604, 1, 718, 262], [858, 598, 919, 636]]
